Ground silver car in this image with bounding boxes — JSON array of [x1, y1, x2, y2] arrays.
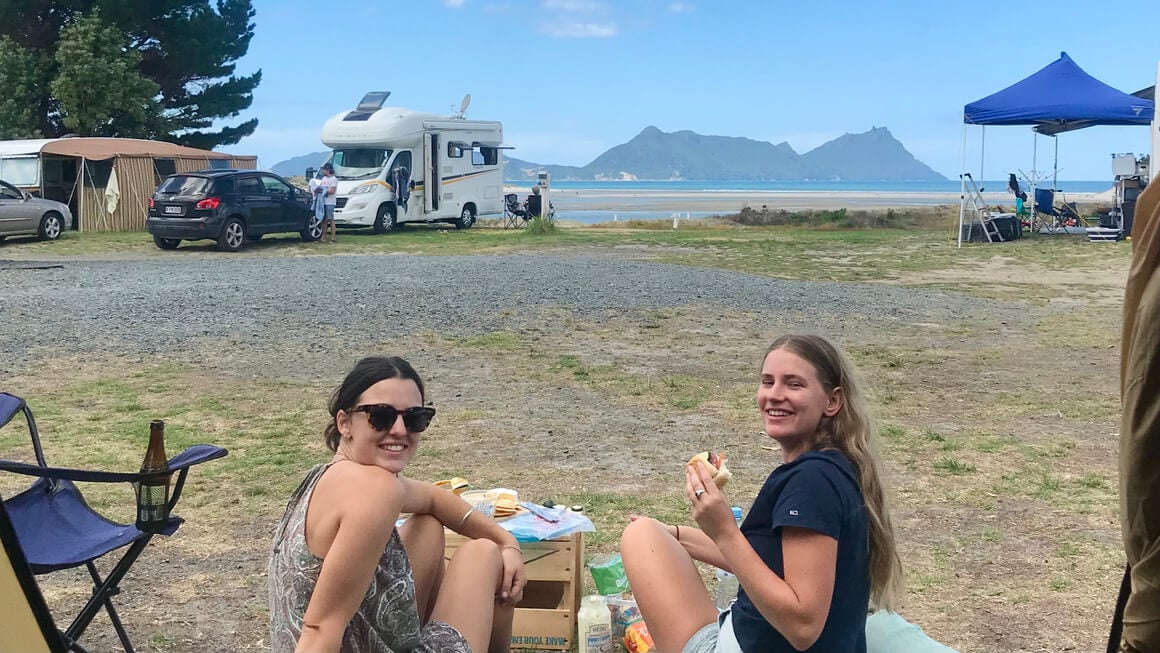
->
[[0, 178, 74, 242]]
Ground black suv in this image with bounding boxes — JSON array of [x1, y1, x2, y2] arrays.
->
[[146, 170, 321, 251]]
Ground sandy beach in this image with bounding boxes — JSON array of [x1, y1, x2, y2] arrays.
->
[[505, 186, 1111, 214]]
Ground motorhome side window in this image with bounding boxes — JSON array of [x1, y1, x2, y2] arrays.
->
[[392, 151, 412, 175], [473, 147, 498, 166], [448, 143, 464, 158]]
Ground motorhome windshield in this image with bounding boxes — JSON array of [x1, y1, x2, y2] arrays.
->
[[328, 149, 391, 180], [0, 156, 40, 187]]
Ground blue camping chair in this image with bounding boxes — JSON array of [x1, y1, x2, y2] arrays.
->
[[1034, 188, 1084, 231], [0, 392, 227, 653], [1, 493, 67, 653]]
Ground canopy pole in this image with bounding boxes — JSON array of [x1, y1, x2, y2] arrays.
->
[[958, 123, 968, 248], [1052, 135, 1059, 191], [979, 126, 986, 188], [1031, 132, 1039, 232]]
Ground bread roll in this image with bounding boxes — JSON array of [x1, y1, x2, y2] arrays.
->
[[687, 451, 732, 489]]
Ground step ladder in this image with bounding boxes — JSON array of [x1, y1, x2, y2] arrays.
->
[[961, 173, 1004, 242]]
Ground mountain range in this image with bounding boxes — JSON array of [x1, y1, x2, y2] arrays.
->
[[269, 126, 945, 182]]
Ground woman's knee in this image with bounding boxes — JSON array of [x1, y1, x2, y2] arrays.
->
[[621, 517, 664, 547], [402, 513, 444, 541], [621, 517, 667, 565], [452, 537, 503, 569]]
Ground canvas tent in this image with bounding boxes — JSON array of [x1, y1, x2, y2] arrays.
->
[[0, 137, 257, 232], [958, 52, 1155, 245]]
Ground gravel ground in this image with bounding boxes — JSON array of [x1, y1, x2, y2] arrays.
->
[[0, 253, 1030, 375], [1, 251, 1108, 653]]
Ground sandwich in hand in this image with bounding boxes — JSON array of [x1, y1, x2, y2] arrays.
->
[[687, 451, 731, 489]]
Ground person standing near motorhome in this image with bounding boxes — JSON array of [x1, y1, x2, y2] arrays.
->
[[319, 163, 338, 243]]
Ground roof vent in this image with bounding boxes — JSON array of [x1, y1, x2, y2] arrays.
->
[[344, 91, 391, 122]]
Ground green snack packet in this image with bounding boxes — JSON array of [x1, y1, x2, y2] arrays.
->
[[588, 553, 629, 595]]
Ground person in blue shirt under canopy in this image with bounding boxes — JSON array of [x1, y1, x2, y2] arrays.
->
[[621, 334, 904, 653]]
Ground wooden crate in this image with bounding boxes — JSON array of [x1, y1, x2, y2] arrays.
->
[[445, 531, 584, 651]]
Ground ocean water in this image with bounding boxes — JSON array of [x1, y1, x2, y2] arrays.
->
[[507, 179, 1112, 193], [504, 178, 1114, 224]]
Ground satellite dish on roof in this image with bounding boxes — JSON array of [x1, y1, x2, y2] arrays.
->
[[454, 93, 471, 119]]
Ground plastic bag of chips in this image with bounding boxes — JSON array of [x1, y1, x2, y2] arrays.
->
[[588, 553, 629, 596]]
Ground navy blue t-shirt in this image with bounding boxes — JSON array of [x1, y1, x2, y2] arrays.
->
[[730, 450, 870, 653]]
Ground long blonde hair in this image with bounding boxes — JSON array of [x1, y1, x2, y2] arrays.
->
[[766, 334, 903, 611]]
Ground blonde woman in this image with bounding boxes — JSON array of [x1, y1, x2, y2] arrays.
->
[[621, 334, 903, 653]]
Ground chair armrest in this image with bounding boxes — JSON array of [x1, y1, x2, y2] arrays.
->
[[0, 444, 229, 483], [0, 460, 138, 483], [168, 444, 228, 471]]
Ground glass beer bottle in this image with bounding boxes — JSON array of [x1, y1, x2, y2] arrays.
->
[[136, 419, 171, 533]]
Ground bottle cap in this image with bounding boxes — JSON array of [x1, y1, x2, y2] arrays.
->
[[731, 506, 743, 519]]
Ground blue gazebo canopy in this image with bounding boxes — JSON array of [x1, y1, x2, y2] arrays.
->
[[964, 52, 1154, 127]]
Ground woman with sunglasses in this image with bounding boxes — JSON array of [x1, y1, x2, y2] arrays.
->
[[269, 356, 526, 653], [620, 335, 904, 653]]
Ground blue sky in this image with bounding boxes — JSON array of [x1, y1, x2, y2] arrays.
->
[[233, 0, 1160, 181]]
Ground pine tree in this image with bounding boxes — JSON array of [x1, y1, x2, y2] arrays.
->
[[0, 0, 261, 149]]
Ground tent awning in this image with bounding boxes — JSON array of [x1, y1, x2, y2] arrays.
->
[[1034, 85, 1157, 136], [37, 138, 255, 161], [964, 52, 1154, 127], [0, 139, 58, 157]]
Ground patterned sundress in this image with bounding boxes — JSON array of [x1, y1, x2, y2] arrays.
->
[[268, 463, 472, 653]]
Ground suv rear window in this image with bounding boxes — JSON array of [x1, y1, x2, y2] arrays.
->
[[157, 176, 212, 195]]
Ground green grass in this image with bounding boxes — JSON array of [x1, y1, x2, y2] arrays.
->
[[933, 457, 977, 475]]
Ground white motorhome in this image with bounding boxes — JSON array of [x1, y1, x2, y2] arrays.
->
[[319, 92, 504, 232]]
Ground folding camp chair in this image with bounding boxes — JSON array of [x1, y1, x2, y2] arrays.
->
[[1, 495, 67, 653], [0, 392, 227, 653], [1034, 188, 1085, 233], [503, 193, 530, 229]]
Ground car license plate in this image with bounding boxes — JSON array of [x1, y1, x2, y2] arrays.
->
[[163, 205, 182, 215]]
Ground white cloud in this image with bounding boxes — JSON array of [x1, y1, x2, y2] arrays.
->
[[443, 0, 466, 7], [542, 0, 608, 13], [535, 0, 615, 38], [538, 21, 617, 38], [667, 1, 693, 12]]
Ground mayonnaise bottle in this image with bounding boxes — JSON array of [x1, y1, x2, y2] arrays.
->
[[577, 594, 612, 653]]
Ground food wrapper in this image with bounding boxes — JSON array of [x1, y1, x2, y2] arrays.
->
[[499, 507, 594, 542], [604, 595, 641, 642], [588, 553, 629, 596], [624, 620, 654, 653]]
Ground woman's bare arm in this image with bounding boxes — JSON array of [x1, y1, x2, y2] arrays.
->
[[717, 527, 837, 650], [295, 466, 402, 653]]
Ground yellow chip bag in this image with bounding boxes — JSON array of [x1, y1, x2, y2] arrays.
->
[[624, 620, 654, 653]]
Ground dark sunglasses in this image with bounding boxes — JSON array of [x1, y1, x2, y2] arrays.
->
[[348, 404, 436, 433]]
